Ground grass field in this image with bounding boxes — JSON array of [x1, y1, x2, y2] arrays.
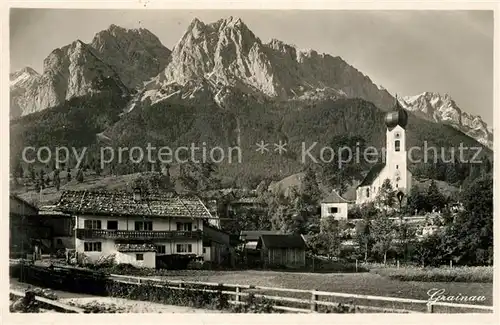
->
[[370, 266, 493, 283], [149, 269, 492, 312]]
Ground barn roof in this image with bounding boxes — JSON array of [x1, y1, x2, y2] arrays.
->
[[10, 194, 39, 212], [358, 163, 386, 187], [240, 230, 282, 241], [258, 234, 307, 249], [57, 190, 212, 219]]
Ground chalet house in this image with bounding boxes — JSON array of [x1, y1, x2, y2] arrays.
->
[[227, 196, 266, 217], [257, 234, 307, 268], [56, 190, 221, 269], [10, 194, 77, 258], [38, 205, 74, 252], [10, 194, 41, 257]]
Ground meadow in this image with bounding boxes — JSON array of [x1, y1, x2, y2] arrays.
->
[[147, 269, 493, 311], [369, 265, 493, 283]]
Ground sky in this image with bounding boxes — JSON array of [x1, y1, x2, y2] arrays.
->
[[10, 9, 494, 121]]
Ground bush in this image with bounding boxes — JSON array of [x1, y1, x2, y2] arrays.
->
[[105, 281, 229, 310]]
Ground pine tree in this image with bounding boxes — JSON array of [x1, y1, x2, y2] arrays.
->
[[376, 179, 396, 208], [76, 169, 84, 183], [427, 180, 445, 211], [407, 185, 428, 214], [54, 170, 61, 191], [302, 167, 321, 205], [371, 212, 394, 264], [29, 165, 35, 181]]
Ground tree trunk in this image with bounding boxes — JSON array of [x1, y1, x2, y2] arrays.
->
[[383, 251, 387, 265], [364, 242, 368, 262]]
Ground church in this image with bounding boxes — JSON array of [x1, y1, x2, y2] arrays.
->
[[355, 101, 412, 205]]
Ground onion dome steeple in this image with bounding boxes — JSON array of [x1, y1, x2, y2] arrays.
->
[[384, 94, 408, 130]]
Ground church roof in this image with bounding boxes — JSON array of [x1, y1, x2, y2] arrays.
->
[[385, 97, 408, 130], [358, 163, 386, 187]]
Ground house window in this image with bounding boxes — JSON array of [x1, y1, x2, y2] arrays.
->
[[366, 188, 370, 197], [203, 247, 206, 254], [176, 222, 192, 231], [395, 140, 401, 152], [84, 220, 101, 229], [396, 165, 399, 169], [329, 207, 339, 214], [176, 244, 192, 253], [84, 242, 102, 252], [136, 254, 144, 261], [135, 221, 153, 231], [156, 245, 166, 254], [107, 220, 118, 230]]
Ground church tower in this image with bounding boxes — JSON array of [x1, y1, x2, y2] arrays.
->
[[384, 98, 410, 192]]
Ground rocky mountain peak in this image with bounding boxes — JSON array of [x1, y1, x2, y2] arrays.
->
[[90, 25, 171, 89], [401, 92, 492, 148]]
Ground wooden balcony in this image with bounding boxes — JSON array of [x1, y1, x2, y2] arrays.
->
[[76, 228, 202, 240]]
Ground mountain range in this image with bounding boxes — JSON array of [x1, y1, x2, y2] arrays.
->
[[10, 17, 493, 185]]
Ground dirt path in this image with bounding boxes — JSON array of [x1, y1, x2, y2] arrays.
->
[[59, 297, 223, 313]]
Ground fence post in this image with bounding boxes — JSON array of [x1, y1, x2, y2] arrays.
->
[[427, 304, 434, 313], [310, 290, 318, 312], [235, 286, 241, 302]]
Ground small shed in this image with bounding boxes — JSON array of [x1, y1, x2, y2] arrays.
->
[[257, 234, 307, 268]]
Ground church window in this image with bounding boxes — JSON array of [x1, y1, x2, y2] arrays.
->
[[366, 188, 370, 197], [395, 140, 401, 152], [396, 165, 399, 169]]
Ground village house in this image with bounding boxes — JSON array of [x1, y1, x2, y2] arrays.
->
[[10, 194, 41, 258], [56, 189, 224, 269], [239, 230, 282, 251], [320, 190, 354, 221], [239, 230, 282, 266], [203, 222, 234, 267], [257, 234, 307, 268], [10, 194, 76, 259], [38, 205, 74, 252]]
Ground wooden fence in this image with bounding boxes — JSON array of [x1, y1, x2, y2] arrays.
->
[[108, 274, 493, 314]]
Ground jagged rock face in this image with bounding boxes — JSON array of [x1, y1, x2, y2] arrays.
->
[[401, 92, 492, 148], [152, 16, 395, 109], [11, 17, 492, 150], [91, 24, 171, 89], [11, 25, 170, 118], [10, 67, 41, 119], [11, 41, 127, 118]]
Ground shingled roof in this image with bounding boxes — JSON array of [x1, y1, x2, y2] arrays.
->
[[321, 191, 353, 204], [116, 243, 157, 252], [257, 234, 307, 249], [57, 190, 212, 219], [358, 163, 386, 187], [240, 230, 282, 241]]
